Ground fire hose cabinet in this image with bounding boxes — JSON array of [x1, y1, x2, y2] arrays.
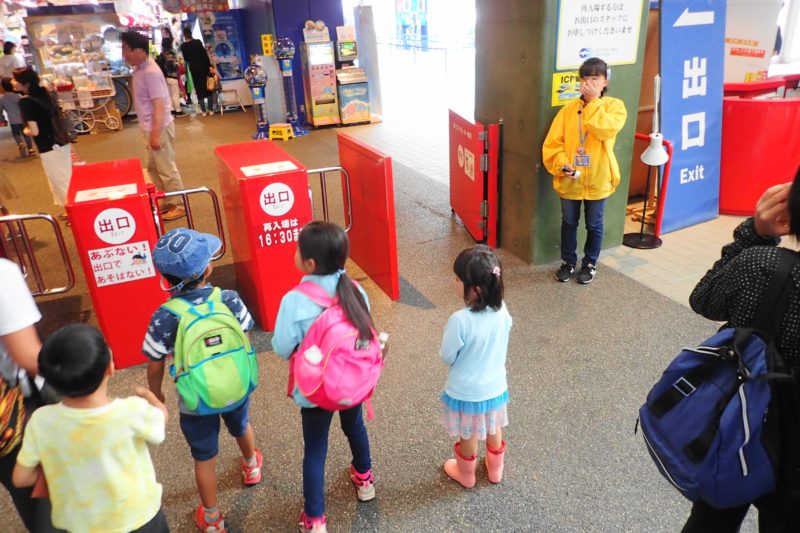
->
[[215, 141, 313, 330], [66, 159, 166, 369]]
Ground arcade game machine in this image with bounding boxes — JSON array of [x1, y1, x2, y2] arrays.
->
[[335, 28, 370, 125], [300, 23, 340, 127]]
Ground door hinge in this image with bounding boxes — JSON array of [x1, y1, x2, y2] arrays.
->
[[478, 220, 487, 229], [478, 130, 487, 141], [479, 200, 489, 217], [480, 154, 490, 172]]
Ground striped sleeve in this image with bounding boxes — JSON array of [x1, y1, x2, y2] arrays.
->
[[222, 290, 255, 332]]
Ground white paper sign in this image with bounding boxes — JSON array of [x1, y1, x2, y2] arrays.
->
[[94, 208, 136, 245], [556, 0, 644, 70], [75, 184, 137, 203], [88, 241, 155, 288], [240, 161, 298, 177]]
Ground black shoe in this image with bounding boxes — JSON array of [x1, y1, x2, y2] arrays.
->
[[577, 264, 597, 284], [555, 262, 575, 282], [172, 111, 188, 117]]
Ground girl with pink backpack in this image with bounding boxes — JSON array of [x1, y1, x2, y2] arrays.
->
[[272, 221, 379, 533], [441, 245, 512, 488]]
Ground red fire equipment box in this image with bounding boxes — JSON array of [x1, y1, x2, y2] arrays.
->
[[65, 159, 167, 369], [215, 141, 314, 330]]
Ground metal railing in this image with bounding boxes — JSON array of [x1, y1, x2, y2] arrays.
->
[[0, 212, 75, 296], [157, 187, 227, 260], [306, 166, 353, 232]]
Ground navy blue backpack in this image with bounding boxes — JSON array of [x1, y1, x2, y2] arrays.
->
[[638, 251, 800, 509]]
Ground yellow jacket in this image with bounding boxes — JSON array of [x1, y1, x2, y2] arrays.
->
[[542, 96, 627, 200]]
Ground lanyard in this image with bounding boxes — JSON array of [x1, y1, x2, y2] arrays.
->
[[577, 104, 587, 148]]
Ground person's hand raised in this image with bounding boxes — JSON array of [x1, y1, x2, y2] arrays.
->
[[754, 182, 792, 239]]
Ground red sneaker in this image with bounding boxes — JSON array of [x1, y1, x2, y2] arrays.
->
[[194, 504, 227, 533], [242, 448, 263, 486]]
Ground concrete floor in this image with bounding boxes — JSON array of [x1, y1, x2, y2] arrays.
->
[[0, 113, 757, 532]]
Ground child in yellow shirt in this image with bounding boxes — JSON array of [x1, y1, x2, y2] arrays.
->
[[543, 57, 627, 285], [13, 325, 169, 533]]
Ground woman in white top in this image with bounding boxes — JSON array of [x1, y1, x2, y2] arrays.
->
[[0, 42, 25, 78]]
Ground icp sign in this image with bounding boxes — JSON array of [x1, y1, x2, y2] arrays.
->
[[659, 0, 726, 233]]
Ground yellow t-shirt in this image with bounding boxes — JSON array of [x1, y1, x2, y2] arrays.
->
[[17, 397, 165, 533]]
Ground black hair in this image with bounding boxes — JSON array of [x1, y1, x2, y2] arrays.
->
[[788, 166, 800, 240], [579, 57, 609, 96], [162, 37, 174, 52], [3, 42, 16, 56], [12, 67, 56, 108], [163, 273, 204, 292], [0, 78, 12, 92], [453, 245, 504, 312], [183, 27, 193, 39], [39, 325, 111, 397], [298, 221, 375, 340], [120, 31, 149, 52]]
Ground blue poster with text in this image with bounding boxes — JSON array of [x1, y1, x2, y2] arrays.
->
[[660, 0, 726, 233]]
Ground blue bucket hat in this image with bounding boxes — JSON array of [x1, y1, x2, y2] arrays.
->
[[153, 228, 221, 291]]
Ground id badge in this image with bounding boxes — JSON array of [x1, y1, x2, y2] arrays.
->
[[574, 154, 591, 167]]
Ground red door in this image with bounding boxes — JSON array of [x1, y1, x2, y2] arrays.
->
[[449, 110, 487, 242]]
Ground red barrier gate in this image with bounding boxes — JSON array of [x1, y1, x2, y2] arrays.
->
[[448, 110, 501, 247], [337, 133, 400, 301]]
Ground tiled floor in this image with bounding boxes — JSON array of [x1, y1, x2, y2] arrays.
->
[[600, 214, 745, 307]]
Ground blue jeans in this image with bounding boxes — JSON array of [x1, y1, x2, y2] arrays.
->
[[301, 405, 372, 517], [560, 198, 607, 267]]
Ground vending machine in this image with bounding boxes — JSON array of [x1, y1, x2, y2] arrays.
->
[[335, 39, 370, 124], [300, 41, 340, 126]]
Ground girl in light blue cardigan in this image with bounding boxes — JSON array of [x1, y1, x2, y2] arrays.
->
[[440, 245, 512, 488]]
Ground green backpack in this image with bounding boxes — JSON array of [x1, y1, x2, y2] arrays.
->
[[162, 288, 257, 414]]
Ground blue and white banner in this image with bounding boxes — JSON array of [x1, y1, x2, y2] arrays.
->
[[659, 0, 726, 234]]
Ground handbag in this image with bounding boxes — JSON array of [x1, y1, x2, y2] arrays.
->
[[0, 377, 27, 457], [0, 374, 59, 458]]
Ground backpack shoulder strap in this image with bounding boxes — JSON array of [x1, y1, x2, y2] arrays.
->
[[206, 286, 222, 304], [161, 295, 193, 317], [294, 281, 335, 308], [753, 249, 799, 338]]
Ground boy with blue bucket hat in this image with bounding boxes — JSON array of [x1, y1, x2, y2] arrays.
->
[[143, 228, 262, 533]]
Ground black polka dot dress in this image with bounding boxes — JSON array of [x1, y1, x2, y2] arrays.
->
[[689, 218, 800, 380]]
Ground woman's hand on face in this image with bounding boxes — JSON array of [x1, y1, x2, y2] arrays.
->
[[581, 79, 603, 101], [754, 182, 792, 239]]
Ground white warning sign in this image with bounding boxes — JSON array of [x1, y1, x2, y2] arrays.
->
[[88, 241, 156, 288]]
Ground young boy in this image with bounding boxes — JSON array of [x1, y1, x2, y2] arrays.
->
[[144, 228, 261, 533], [0, 77, 33, 157], [12, 324, 169, 532], [542, 57, 627, 285]]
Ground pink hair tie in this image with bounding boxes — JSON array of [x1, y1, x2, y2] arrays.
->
[[492, 266, 501, 277]]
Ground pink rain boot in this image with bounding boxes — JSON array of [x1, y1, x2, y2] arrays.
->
[[485, 440, 506, 483], [443, 442, 476, 488]]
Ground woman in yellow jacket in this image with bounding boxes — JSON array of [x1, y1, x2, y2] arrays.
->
[[542, 58, 627, 284]]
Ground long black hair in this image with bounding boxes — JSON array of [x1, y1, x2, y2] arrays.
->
[[453, 244, 504, 312], [12, 67, 57, 111], [298, 221, 375, 340]]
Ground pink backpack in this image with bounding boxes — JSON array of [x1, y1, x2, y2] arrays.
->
[[288, 281, 383, 418]]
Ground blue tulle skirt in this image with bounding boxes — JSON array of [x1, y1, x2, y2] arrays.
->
[[441, 390, 509, 440]]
